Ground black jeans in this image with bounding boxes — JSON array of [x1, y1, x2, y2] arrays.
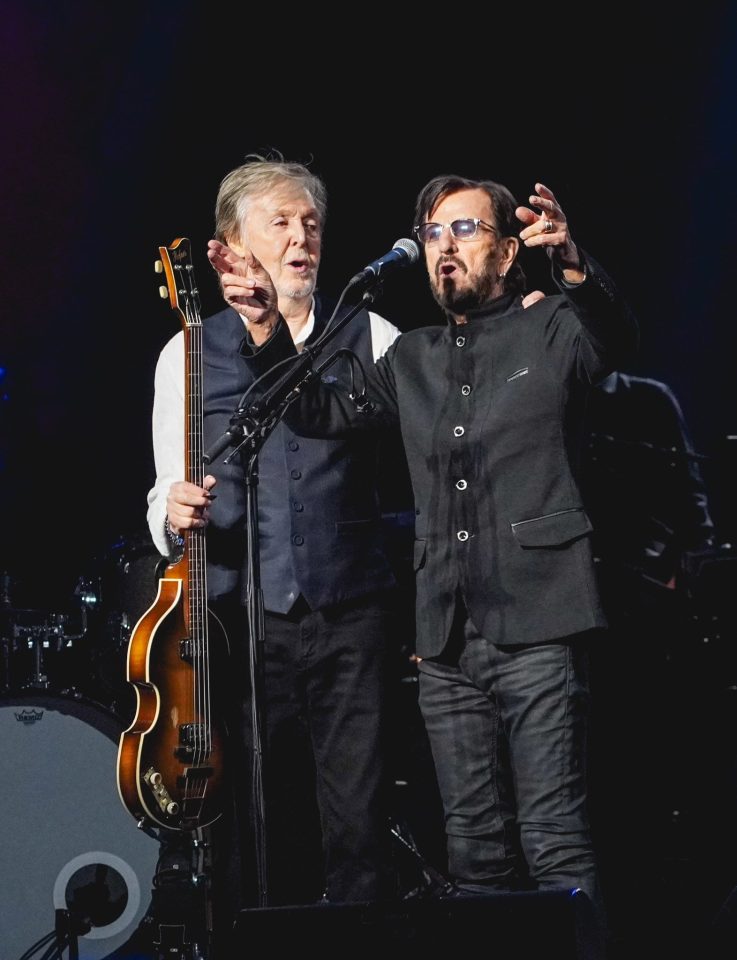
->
[[417, 613, 605, 932], [223, 591, 396, 908]]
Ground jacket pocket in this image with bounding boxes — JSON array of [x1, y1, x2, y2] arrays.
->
[[510, 507, 592, 548]]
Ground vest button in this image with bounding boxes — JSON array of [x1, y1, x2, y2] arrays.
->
[[453, 425, 465, 437], [288, 440, 299, 451], [290, 469, 302, 479], [456, 336, 466, 347], [461, 384, 471, 396], [456, 479, 468, 490], [457, 530, 469, 542], [292, 534, 304, 546], [293, 501, 304, 512]]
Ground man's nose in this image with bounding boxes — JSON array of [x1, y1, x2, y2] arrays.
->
[[438, 225, 457, 252], [289, 221, 307, 244]]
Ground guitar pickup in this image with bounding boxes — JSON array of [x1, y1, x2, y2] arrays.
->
[[176, 722, 213, 762], [179, 638, 206, 661], [179, 722, 209, 746]]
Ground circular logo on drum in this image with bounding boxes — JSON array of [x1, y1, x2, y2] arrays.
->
[[53, 851, 143, 943]]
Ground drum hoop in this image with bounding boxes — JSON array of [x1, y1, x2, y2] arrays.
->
[[0, 691, 124, 741]]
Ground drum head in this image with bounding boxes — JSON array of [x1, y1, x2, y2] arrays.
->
[[0, 694, 162, 960]]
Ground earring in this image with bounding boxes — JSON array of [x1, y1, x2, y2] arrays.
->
[[497, 271, 506, 279]]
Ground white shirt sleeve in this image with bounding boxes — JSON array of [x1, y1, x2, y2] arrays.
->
[[368, 311, 401, 361], [147, 310, 396, 555], [146, 331, 185, 556]]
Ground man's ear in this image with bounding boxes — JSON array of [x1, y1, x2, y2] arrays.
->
[[501, 234, 519, 276], [228, 242, 245, 257]]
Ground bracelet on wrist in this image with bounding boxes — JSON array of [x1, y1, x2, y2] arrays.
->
[[164, 517, 186, 549]]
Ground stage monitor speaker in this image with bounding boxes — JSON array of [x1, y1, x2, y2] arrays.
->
[[232, 888, 603, 959]]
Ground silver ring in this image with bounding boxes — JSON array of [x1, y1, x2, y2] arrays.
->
[[544, 219, 554, 234]]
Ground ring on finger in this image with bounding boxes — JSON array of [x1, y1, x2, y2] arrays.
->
[[544, 219, 554, 234]]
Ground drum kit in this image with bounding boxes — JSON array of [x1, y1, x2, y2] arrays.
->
[[15, 518, 731, 959], [0, 529, 451, 959], [0, 531, 193, 960]]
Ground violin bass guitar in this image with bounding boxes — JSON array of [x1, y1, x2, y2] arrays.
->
[[117, 237, 229, 831]]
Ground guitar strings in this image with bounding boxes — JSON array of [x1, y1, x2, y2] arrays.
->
[[186, 263, 210, 809]]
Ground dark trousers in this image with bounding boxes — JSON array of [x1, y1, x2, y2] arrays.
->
[[222, 591, 396, 909], [417, 612, 605, 932]]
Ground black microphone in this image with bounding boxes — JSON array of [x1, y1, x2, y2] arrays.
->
[[348, 238, 420, 289]]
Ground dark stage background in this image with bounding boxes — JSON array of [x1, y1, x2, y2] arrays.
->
[[2, 5, 737, 957], [2, 5, 736, 594]]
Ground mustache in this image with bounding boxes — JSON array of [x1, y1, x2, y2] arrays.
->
[[435, 256, 466, 279]]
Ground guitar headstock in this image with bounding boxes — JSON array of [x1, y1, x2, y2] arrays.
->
[[155, 237, 201, 329]]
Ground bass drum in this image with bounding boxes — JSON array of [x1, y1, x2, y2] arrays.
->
[[0, 693, 162, 960]]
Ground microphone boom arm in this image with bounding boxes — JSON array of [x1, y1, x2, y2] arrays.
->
[[203, 289, 378, 465]]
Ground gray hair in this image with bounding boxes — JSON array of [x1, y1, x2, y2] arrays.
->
[[214, 150, 328, 244]]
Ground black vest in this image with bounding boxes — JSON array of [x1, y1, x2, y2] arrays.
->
[[201, 294, 397, 612]]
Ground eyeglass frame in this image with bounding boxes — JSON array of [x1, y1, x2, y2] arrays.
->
[[413, 217, 500, 245]]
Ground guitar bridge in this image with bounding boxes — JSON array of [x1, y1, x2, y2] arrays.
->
[[180, 766, 215, 781]]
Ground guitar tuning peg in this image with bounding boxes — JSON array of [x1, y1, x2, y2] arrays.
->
[[154, 259, 163, 274], [158, 286, 169, 299]]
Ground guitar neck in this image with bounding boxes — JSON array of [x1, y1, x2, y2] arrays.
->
[[184, 319, 207, 626], [159, 237, 207, 622], [185, 319, 205, 490]]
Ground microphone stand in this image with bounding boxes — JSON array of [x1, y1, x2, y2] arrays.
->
[[202, 284, 380, 908]]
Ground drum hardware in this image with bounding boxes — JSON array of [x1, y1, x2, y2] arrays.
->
[[1, 605, 88, 693], [54, 906, 87, 960], [153, 924, 207, 960], [144, 827, 214, 960], [0, 693, 162, 960], [70, 533, 166, 719], [73, 574, 133, 649]]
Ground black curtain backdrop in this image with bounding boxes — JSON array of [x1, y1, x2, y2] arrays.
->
[[2, 6, 736, 598]]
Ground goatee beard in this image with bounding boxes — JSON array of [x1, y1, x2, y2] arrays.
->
[[432, 284, 479, 314], [431, 271, 497, 315], [431, 250, 499, 315]]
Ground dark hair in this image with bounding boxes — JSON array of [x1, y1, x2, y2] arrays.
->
[[413, 174, 527, 294]]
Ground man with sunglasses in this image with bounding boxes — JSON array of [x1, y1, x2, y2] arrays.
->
[[223, 173, 638, 950]]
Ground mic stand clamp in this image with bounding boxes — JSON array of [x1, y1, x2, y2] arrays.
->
[[348, 391, 375, 415], [222, 286, 380, 458]]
